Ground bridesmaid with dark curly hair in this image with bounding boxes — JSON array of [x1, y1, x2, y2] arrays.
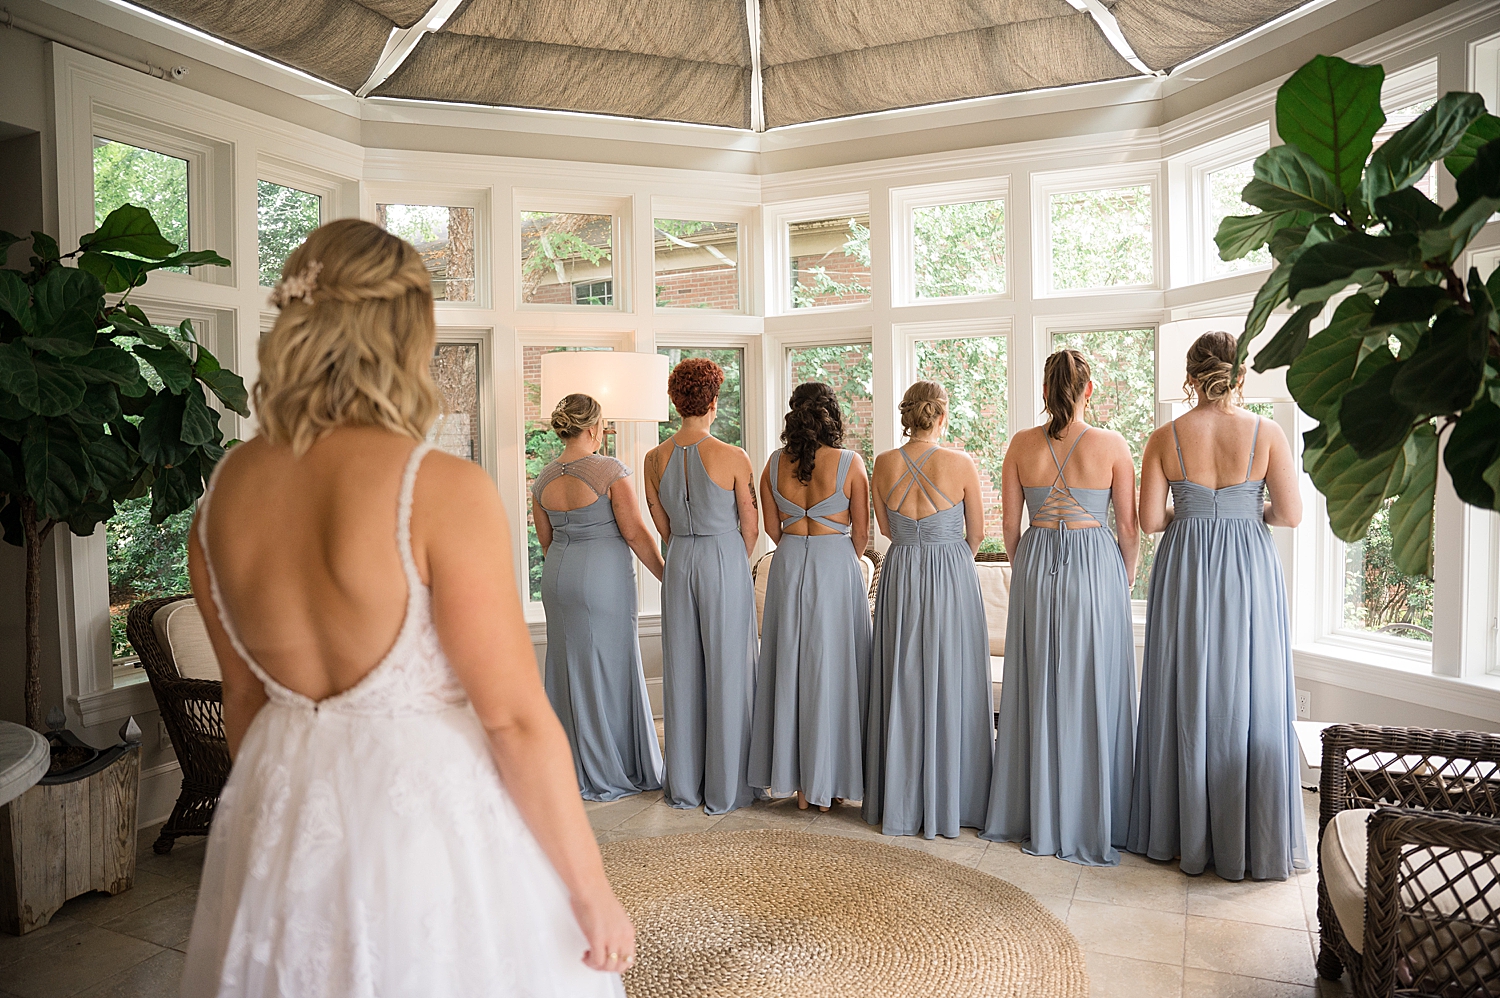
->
[[748, 382, 872, 811]]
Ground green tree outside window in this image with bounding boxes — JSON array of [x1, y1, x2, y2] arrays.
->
[[913, 200, 1005, 298], [658, 347, 743, 447], [257, 181, 320, 287], [915, 336, 1008, 550]]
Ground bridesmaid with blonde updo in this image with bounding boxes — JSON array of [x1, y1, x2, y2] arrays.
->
[[534, 393, 664, 801]]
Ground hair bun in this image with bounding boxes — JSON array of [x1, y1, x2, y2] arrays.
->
[[1184, 331, 1239, 406], [899, 381, 948, 436], [550, 393, 602, 439]]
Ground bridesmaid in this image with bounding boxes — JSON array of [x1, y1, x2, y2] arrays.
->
[[749, 383, 871, 810], [533, 393, 665, 801], [863, 381, 992, 839], [644, 359, 760, 815], [982, 350, 1138, 865], [1127, 331, 1307, 881]]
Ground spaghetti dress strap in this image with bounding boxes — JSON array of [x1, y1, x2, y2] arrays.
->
[[1245, 417, 1262, 482], [1170, 420, 1188, 480]]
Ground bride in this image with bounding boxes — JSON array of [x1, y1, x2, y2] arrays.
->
[[179, 219, 632, 996]]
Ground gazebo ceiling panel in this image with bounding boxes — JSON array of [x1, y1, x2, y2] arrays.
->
[[762, 11, 1137, 128], [356, 0, 438, 28], [372, 33, 751, 129], [1106, 0, 1312, 71], [443, 0, 749, 66], [129, 0, 398, 90]]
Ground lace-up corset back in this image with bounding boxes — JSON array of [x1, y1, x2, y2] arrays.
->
[[885, 446, 967, 546], [1168, 417, 1266, 520], [1023, 428, 1111, 528], [770, 448, 854, 535], [196, 443, 468, 717], [658, 439, 739, 537]]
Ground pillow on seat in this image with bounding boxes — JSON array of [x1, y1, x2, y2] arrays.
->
[[974, 562, 1010, 657], [751, 549, 876, 637], [151, 598, 222, 682]]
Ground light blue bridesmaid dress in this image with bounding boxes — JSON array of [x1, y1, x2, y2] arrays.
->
[[658, 438, 759, 815], [535, 456, 663, 802], [748, 449, 871, 807], [862, 447, 992, 839], [1127, 418, 1309, 881], [982, 428, 1136, 865]]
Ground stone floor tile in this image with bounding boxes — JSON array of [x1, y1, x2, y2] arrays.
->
[[102, 887, 198, 950], [1066, 900, 1186, 965], [1182, 968, 1315, 998], [612, 802, 724, 838], [132, 839, 207, 886], [60, 872, 188, 927], [712, 804, 818, 833], [804, 808, 889, 842], [1075, 861, 1190, 913], [1185, 875, 1307, 929], [73, 948, 186, 998], [0, 916, 88, 970], [1086, 952, 1185, 998], [586, 792, 660, 831], [1185, 916, 1317, 984], [1032, 893, 1073, 922], [975, 844, 1083, 899], [887, 834, 988, 868], [2, 924, 161, 998]]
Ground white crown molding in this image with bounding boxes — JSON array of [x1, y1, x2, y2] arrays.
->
[[360, 147, 763, 198]]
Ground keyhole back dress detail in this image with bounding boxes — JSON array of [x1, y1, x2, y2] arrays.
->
[[982, 428, 1137, 865], [1127, 417, 1309, 881], [535, 453, 662, 802], [180, 442, 624, 998], [863, 446, 993, 839], [748, 449, 872, 807], [657, 438, 759, 815]]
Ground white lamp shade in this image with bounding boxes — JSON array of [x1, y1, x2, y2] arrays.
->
[[540, 351, 669, 422]]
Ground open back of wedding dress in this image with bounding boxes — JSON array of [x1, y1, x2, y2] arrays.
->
[[180, 443, 624, 998]]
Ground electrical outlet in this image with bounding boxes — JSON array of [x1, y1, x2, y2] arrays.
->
[[1296, 689, 1311, 720]]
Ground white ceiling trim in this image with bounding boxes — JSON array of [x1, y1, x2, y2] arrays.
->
[[746, 0, 765, 132], [1065, 0, 1161, 77], [355, 0, 464, 99]]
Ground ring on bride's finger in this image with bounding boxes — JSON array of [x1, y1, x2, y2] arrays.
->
[[609, 952, 620, 961]]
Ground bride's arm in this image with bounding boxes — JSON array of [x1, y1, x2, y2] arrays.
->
[[416, 455, 634, 976]]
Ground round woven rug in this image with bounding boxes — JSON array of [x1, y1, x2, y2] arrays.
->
[[600, 829, 1088, 998]]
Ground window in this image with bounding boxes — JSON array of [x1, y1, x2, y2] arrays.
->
[[914, 335, 1008, 549], [93, 137, 189, 269], [1049, 185, 1153, 292], [376, 203, 476, 302], [520, 211, 613, 306], [572, 279, 613, 306], [912, 200, 1005, 299], [257, 180, 321, 287], [522, 345, 613, 601], [1051, 328, 1157, 598], [1341, 498, 1434, 644], [789, 216, 871, 308], [786, 343, 874, 471], [430, 343, 481, 463], [655, 220, 740, 310], [1206, 161, 1270, 276], [658, 347, 744, 446]]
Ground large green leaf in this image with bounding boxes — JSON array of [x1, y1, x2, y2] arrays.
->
[[1215, 210, 1308, 262], [78, 251, 154, 294], [1371, 284, 1446, 326], [137, 391, 192, 467], [31, 357, 88, 417], [22, 307, 97, 357], [1287, 294, 1372, 421], [150, 455, 202, 523], [0, 341, 39, 411], [1444, 113, 1500, 179], [1339, 349, 1416, 456], [21, 418, 92, 520], [31, 267, 102, 330], [1389, 275, 1490, 413], [193, 345, 251, 416], [179, 383, 219, 447], [1243, 145, 1344, 215], [104, 311, 171, 348], [1363, 92, 1486, 207], [78, 204, 178, 259], [83, 431, 134, 495], [1252, 301, 1323, 372], [0, 231, 22, 261], [0, 270, 34, 333], [1308, 427, 1406, 542], [1269, 225, 1311, 262], [133, 344, 194, 393], [29, 231, 59, 265], [1388, 423, 1438, 575], [1455, 137, 1500, 201], [63, 347, 149, 393], [1276, 55, 1386, 196], [1444, 400, 1500, 510], [74, 382, 120, 424], [1237, 263, 1292, 369], [1373, 186, 1442, 233], [158, 250, 230, 270], [1287, 231, 1420, 305]]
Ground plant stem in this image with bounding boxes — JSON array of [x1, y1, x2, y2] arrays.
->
[[21, 498, 42, 732]]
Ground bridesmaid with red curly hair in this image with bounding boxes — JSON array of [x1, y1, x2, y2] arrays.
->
[[644, 359, 760, 815]]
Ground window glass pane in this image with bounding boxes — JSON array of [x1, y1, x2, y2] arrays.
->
[[913, 199, 1005, 298], [523, 345, 612, 601], [1342, 497, 1433, 643], [1049, 185, 1152, 292], [257, 180, 321, 287], [520, 211, 614, 306], [1207, 161, 1271, 276], [430, 343, 481, 462], [655, 220, 739, 310], [93, 137, 188, 273], [786, 344, 874, 472], [1052, 328, 1157, 597], [915, 336, 1008, 551], [658, 347, 743, 446], [1243, 401, 1276, 419], [1373, 100, 1438, 200], [789, 215, 870, 308], [376, 204, 476, 302]]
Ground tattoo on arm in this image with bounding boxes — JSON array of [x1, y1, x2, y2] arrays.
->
[[749, 490, 758, 509]]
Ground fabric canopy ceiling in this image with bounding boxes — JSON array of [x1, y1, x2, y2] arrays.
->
[[130, 0, 1314, 129]]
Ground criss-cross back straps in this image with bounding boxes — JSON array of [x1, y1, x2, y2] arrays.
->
[[770, 447, 854, 534], [1033, 427, 1096, 528], [885, 445, 953, 513], [1171, 416, 1263, 485]]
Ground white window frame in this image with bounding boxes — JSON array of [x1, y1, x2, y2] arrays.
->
[[1031, 163, 1163, 300], [1166, 123, 1272, 288], [650, 199, 757, 317], [514, 191, 632, 314], [890, 178, 1011, 308], [432, 327, 497, 482], [765, 193, 873, 316], [365, 184, 491, 309]]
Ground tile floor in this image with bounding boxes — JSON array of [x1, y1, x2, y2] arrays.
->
[[1, 789, 1353, 997]]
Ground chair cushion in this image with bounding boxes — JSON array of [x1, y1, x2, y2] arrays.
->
[[151, 599, 222, 682], [974, 562, 1010, 657], [1321, 808, 1373, 954]]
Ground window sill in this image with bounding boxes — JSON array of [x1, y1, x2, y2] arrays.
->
[[69, 670, 159, 729], [1293, 642, 1500, 726]]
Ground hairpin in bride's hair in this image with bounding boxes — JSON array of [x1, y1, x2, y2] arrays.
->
[[268, 260, 323, 309]]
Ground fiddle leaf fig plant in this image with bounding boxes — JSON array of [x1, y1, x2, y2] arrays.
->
[[1218, 54, 1500, 580], [0, 204, 249, 730]]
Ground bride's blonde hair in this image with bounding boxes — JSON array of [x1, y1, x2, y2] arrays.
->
[[254, 219, 441, 456]]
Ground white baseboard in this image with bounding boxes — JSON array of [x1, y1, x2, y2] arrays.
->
[[645, 677, 662, 719], [138, 759, 182, 829]]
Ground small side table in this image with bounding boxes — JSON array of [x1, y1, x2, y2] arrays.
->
[[0, 722, 48, 808], [1294, 720, 1336, 791]]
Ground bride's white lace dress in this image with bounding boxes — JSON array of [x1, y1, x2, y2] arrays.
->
[[180, 444, 625, 998]]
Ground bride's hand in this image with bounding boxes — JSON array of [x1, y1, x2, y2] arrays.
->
[[571, 887, 636, 974]]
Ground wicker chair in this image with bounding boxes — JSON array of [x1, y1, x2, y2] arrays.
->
[[1316, 723, 1500, 997], [127, 595, 231, 855], [975, 550, 1009, 564]]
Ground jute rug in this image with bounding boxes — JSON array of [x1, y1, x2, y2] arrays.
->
[[600, 829, 1088, 998]]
